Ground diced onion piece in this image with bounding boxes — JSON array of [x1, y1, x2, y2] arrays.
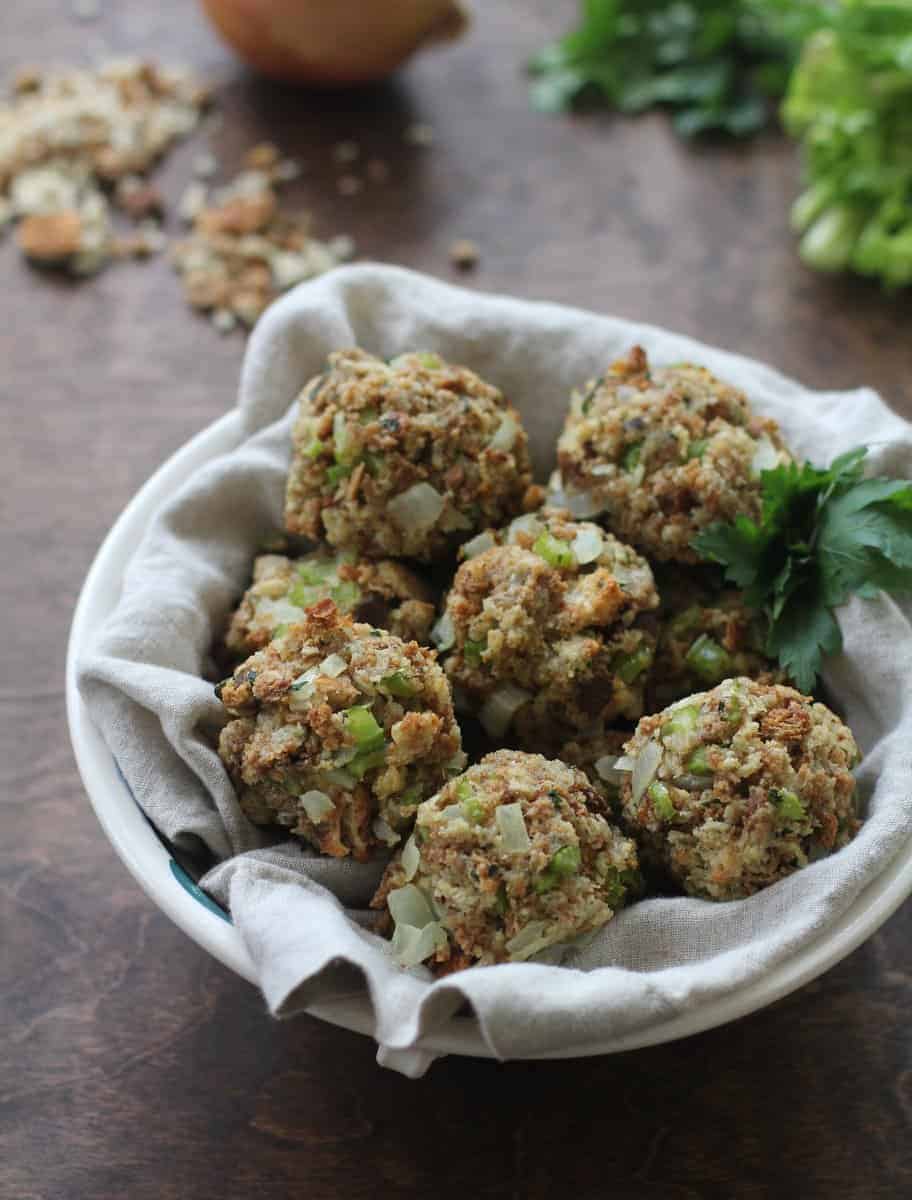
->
[[751, 436, 780, 475], [388, 883, 436, 929], [612, 755, 637, 771], [631, 740, 662, 804], [571, 525, 604, 564], [506, 920, 552, 962], [489, 412, 519, 452], [462, 531, 496, 559], [392, 920, 446, 968], [439, 507, 474, 533], [480, 683, 531, 738], [430, 611, 455, 651], [546, 487, 602, 518], [589, 463, 614, 477], [319, 653, 347, 678], [401, 833, 420, 881], [387, 482, 445, 531], [372, 817, 400, 847], [495, 802, 531, 852], [258, 597, 306, 625], [299, 789, 334, 823], [507, 512, 544, 543], [595, 755, 631, 785]]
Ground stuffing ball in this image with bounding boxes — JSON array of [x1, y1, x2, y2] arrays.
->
[[285, 348, 538, 561], [646, 566, 784, 710], [224, 548, 436, 659], [553, 345, 791, 563], [216, 600, 464, 860], [619, 677, 860, 900], [371, 750, 641, 972], [436, 507, 659, 749]]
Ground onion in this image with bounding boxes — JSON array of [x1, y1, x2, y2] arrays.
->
[[506, 921, 552, 962], [319, 653, 347, 677], [462, 531, 496, 559], [594, 755, 631, 785], [489, 412, 518, 452], [387, 481, 445, 531], [572, 525, 604, 564], [612, 754, 637, 771], [507, 513, 544, 543], [631, 740, 662, 804], [401, 834, 420, 881], [495, 802, 531, 851], [259, 597, 305, 625], [589, 464, 614, 477], [479, 683, 531, 738], [372, 817, 400, 846], [430, 610, 455, 651], [546, 487, 602, 519], [299, 789, 334, 823], [751, 436, 780, 475], [200, 0, 468, 86], [439, 506, 474, 533], [387, 884, 436, 929], [391, 920, 447, 968]]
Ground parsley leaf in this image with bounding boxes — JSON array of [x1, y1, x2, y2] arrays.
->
[[692, 446, 912, 691], [528, 1, 799, 136]]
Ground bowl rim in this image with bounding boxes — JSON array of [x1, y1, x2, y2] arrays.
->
[[66, 410, 912, 1061]]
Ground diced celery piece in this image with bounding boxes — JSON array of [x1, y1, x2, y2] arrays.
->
[[533, 531, 576, 570], [289, 582, 325, 608], [686, 437, 709, 461], [661, 703, 700, 740], [685, 633, 732, 684], [272, 623, 288, 640], [330, 581, 362, 610], [686, 746, 712, 776], [550, 845, 581, 877], [304, 438, 325, 459], [462, 796, 486, 825], [326, 463, 352, 488], [463, 637, 487, 666], [647, 781, 675, 820], [616, 642, 654, 684], [348, 746, 387, 780], [622, 441, 642, 470], [417, 353, 441, 369], [722, 692, 743, 726], [771, 787, 805, 822], [344, 705, 385, 752], [668, 605, 702, 638], [298, 559, 337, 585], [380, 670, 416, 699]]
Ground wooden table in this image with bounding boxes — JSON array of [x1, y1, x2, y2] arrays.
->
[[3, 3, 911, 1197]]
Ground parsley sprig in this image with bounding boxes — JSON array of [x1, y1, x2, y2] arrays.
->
[[692, 447, 912, 692]]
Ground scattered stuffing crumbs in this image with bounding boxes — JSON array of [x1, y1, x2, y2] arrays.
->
[[169, 161, 355, 333], [0, 58, 210, 274], [449, 238, 479, 270]]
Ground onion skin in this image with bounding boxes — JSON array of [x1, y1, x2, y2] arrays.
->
[[200, 0, 469, 85]]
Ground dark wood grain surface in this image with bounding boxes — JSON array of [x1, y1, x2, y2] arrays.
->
[[2, 3, 911, 1198]]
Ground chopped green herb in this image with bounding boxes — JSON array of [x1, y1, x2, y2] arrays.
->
[[325, 463, 352, 489], [463, 637, 488, 666], [534, 844, 582, 894], [686, 437, 709, 461], [686, 746, 712, 776], [304, 438, 326, 459], [622, 441, 642, 471], [549, 789, 562, 809]]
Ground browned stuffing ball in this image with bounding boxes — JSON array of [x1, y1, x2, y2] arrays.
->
[[434, 508, 659, 750], [285, 348, 539, 562], [224, 548, 436, 660], [371, 750, 641, 972], [646, 566, 785, 710], [553, 345, 792, 563], [217, 600, 464, 861], [618, 678, 860, 900]]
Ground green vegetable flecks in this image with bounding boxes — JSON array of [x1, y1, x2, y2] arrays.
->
[[692, 447, 912, 692], [527, 0, 798, 137]]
